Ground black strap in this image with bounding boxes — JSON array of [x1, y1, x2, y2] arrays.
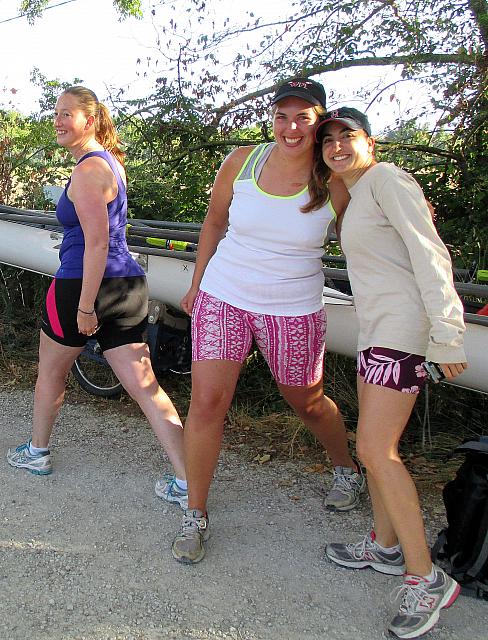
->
[[466, 504, 488, 579], [431, 529, 448, 563]]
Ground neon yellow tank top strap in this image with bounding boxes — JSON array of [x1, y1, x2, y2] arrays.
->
[[234, 143, 272, 182]]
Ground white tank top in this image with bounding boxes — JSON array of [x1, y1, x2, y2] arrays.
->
[[200, 143, 336, 315]]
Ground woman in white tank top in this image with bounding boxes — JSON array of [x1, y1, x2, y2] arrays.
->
[[171, 79, 364, 565]]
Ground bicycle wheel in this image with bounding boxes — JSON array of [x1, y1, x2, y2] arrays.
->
[[71, 341, 123, 398]]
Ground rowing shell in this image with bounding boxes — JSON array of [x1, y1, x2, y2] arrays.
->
[[0, 218, 486, 394]]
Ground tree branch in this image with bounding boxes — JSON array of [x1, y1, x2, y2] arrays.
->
[[211, 52, 477, 124], [468, 0, 488, 50]]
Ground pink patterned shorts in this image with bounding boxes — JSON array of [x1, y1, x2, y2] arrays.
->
[[357, 347, 428, 394], [192, 291, 327, 386]]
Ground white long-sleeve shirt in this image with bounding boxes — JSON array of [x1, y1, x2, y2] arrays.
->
[[341, 162, 466, 363]]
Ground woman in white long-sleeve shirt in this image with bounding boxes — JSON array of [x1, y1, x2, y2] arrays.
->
[[316, 107, 467, 640]]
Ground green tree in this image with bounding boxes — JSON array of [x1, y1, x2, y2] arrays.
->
[[0, 70, 84, 208], [112, 1, 486, 255], [120, 82, 265, 221], [19, 0, 142, 23], [0, 109, 61, 208], [10, 1, 488, 260]]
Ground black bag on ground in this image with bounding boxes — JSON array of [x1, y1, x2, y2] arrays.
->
[[151, 306, 191, 375], [431, 436, 488, 600]]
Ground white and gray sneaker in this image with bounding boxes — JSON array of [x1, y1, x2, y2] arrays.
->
[[172, 509, 210, 564], [155, 473, 188, 509], [389, 566, 460, 638], [325, 463, 365, 511], [7, 441, 52, 475], [325, 531, 406, 575]]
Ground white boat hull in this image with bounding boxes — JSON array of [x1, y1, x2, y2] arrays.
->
[[0, 219, 486, 393], [0, 220, 194, 310], [0, 220, 62, 277]]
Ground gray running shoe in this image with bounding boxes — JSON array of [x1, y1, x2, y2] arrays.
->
[[172, 509, 210, 564], [326, 531, 405, 575], [388, 566, 460, 638], [7, 441, 52, 475], [155, 473, 188, 509], [325, 463, 365, 511]]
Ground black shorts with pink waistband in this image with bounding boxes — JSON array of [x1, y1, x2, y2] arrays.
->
[[41, 276, 148, 351]]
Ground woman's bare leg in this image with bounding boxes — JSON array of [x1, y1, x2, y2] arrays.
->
[[279, 379, 354, 468], [183, 359, 242, 511], [104, 342, 186, 479], [356, 377, 397, 547], [31, 331, 84, 448], [355, 379, 432, 576]]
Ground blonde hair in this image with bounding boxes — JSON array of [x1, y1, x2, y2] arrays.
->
[[61, 86, 125, 166], [271, 103, 330, 212]]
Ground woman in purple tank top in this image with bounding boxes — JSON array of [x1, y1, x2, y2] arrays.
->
[[7, 87, 188, 509]]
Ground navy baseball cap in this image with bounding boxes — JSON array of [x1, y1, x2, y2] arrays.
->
[[315, 107, 372, 141], [271, 78, 327, 109]]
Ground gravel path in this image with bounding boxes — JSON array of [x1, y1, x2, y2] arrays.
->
[[0, 388, 485, 640]]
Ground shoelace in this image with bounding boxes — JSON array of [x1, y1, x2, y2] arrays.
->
[[332, 470, 362, 492], [180, 514, 207, 538], [390, 580, 432, 614], [346, 534, 375, 559], [162, 473, 186, 496], [17, 444, 38, 460]]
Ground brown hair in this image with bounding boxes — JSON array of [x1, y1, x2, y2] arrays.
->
[[303, 105, 329, 213], [61, 86, 125, 166], [302, 143, 331, 213]]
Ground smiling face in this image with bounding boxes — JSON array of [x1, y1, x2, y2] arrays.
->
[[272, 97, 321, 156], [54, 92, 94, 152], [320, 121, 375, 185]]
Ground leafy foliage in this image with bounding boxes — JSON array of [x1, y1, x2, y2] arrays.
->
[[120, 82, 265, 221], [0, 109, 60, 208], [376, 109, 488, 269], [5, 1, 488, 256], [19, 0, 142, 23], [0, 69, 85, 209]]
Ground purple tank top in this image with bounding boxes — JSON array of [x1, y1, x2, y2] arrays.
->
[[55, 150, 144, 279]]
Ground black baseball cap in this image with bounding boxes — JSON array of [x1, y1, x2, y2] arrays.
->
[[271, 78, 327, 109], [315, 107, 372, 141]]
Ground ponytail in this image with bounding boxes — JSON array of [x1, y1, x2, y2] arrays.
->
[[96, 102, 125, 166]]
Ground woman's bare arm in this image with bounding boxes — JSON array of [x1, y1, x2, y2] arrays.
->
[[68, 157, 114, 333], [180, 146, 255, 314]]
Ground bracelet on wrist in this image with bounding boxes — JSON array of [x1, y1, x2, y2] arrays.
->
[[78, 307, 95, 315]]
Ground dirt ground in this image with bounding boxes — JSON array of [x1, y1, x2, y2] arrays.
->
[[1, 387, 486, 640]]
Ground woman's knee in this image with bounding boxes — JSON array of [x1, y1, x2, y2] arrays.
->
[[120, 369, 158, 402], [190, 387, 234, 422], [36, 365, 70, 391], [290, 396, 326, 423], [281, 381, 325, 418], [356, 435, 398, 474], [356, 433, 378, 467]]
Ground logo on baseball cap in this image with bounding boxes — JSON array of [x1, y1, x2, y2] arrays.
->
[[315, 107, 372, 141], [271, 78, 327, 109]]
